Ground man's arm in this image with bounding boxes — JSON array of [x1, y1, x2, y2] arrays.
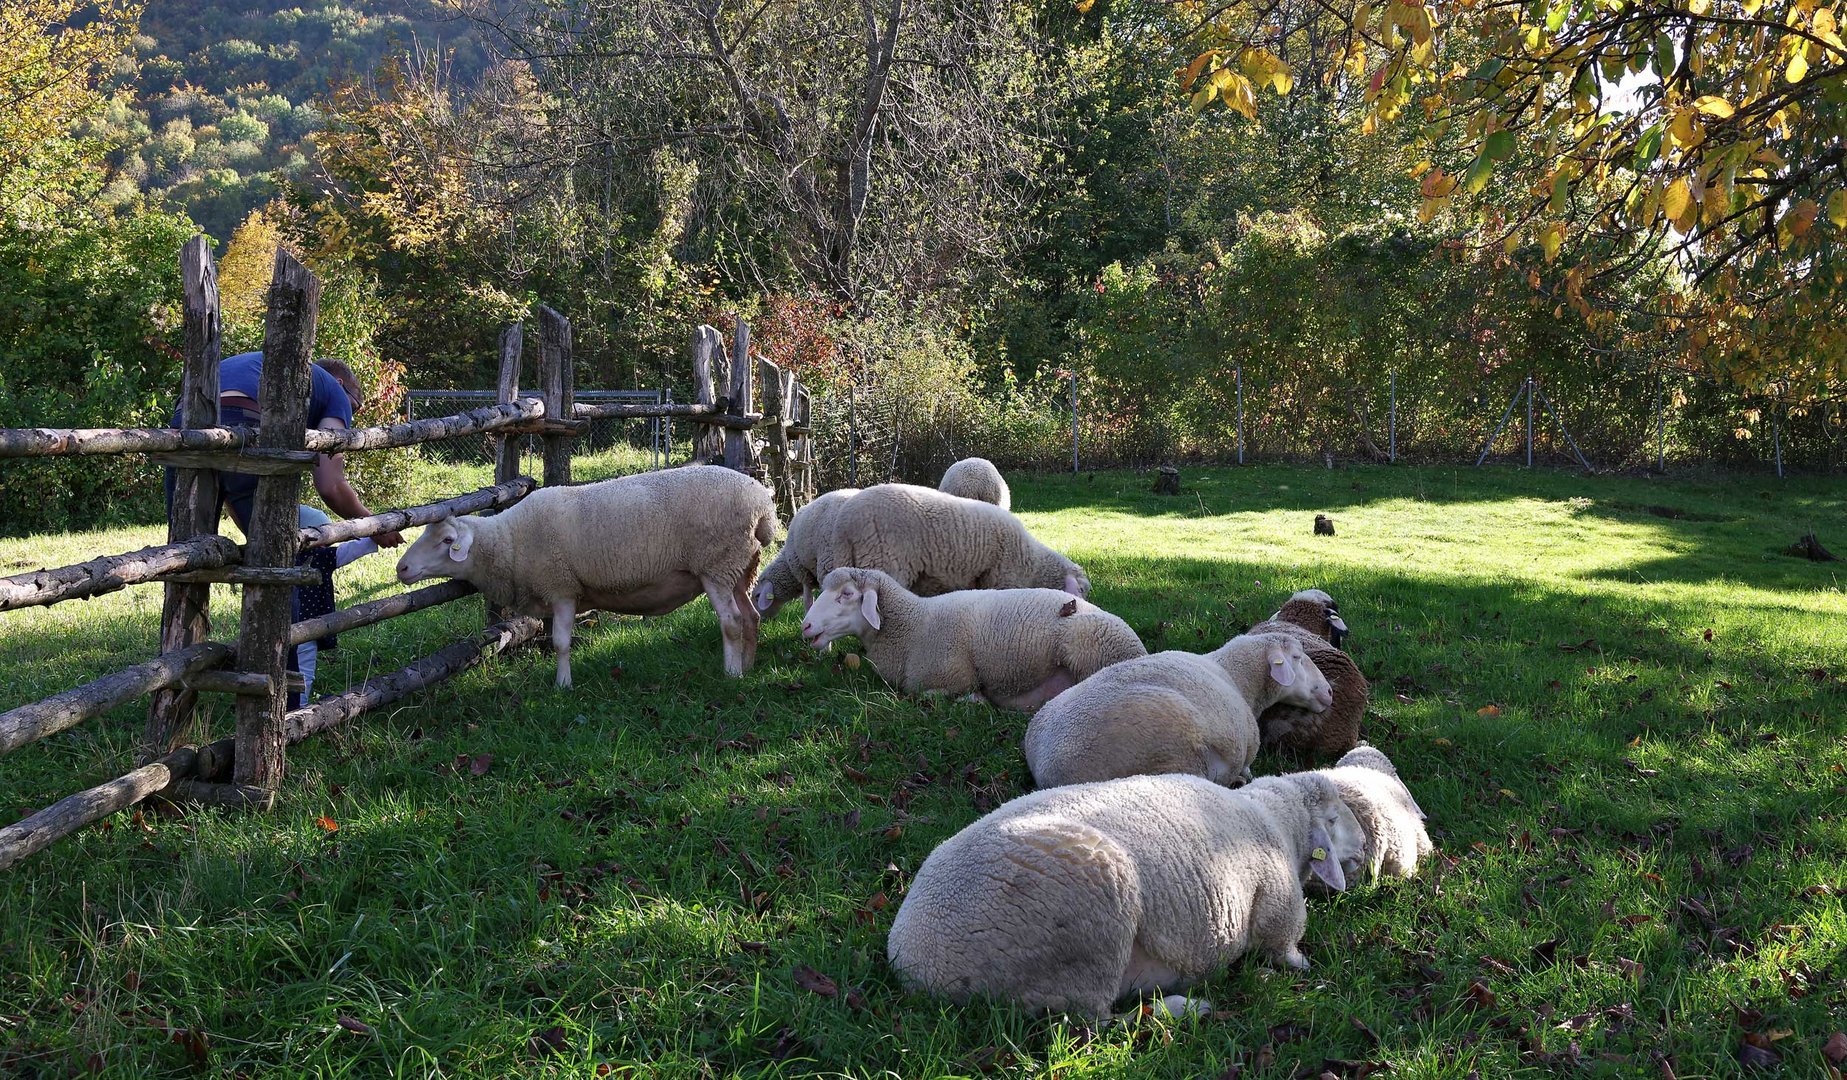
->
[[311, 419, 403, 547]]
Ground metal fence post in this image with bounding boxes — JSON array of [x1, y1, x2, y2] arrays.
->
[[1235, 366, 1245, 465], [1069, 372, 1079, 474], [1774, 403, 1784, 478], [1655, 375, 1666, 472], [1388, 369, 1397, 464], [1525, 375, 1534, 468]]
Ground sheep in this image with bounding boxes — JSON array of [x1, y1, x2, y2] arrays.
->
[[1248, 589, 1369, 758], [1023, 631, 1332, 790], [395, 465, 776, 688], [811, 483, 1089, 598], [1307, 744, 1433, 887], [750, 487, 859, 619], [885, 772, 1365, 1019], [799, 567, 1146, 711], [938, 456, 1010, 510]]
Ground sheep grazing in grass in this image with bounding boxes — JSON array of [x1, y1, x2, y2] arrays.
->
[[1306, 744, 1433, 887], [938, 457, 1010, 510], [1249, 588, 1369, 757], [1023, 631, 1331, 790], [799, 567, 1146, 711], [811, 483, 1088, 597], [396, 466, 777, 687], [886, 772, 1365, 1019], [751, 487, 859, 619]]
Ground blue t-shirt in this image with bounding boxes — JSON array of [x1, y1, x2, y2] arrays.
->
[[217, 352, 355, 429]]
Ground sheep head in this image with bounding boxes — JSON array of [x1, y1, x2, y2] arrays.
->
[[751, 560, 802, 618], [1264, 636, 1334, 713], [802, 568, 887, 649], [1271, 589, 1348, 646], [1057, 558, 1091, 598], [1298, 776, 1366, 893], [397, 515, 476, 584]]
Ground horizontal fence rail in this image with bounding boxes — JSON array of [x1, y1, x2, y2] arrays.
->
[[0, 536, 240, 613], [299, 478, 536, 549]]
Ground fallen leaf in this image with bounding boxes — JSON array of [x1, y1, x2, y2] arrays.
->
[[469, 753, 493, 777], [1702, 628, 1714, 642], [1737, 1037, 1779, 1069], [168, 1027, 210, 1067], [1432, 737, 1453, 747], [1822, 1032, 1847, 1066], [844, 653, 862, 670], [793, 964, 839, 998], [528, 1025, 568, 1058], [1059, 598, 1078, 617], [1617, 914, 1654, 927], [336, 1016, 372, 1036], [1477, 705, 1502, 716], [315, 816, 339, 832], [1462, 979, 1497, 1009]]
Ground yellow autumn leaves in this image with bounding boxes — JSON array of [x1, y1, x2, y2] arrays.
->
[[1180, 46, 1293, 118]]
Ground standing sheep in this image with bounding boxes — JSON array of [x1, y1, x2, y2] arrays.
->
[[886, 772, 1365, 1018], [1249, 589, 1369, 757], [799, 567, 1146, 711], [938, 457, 1010, 510], [750, 487, 859, 619], [1023, 632, 1332, 790], [395, 466, 777, 687], [1307, 744, 1433, 886], [812, 483, 1089, 597]]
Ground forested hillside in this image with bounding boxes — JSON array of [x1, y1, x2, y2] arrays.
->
[[85, 0, 488, 241]]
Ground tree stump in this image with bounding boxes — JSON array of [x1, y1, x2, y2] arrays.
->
[[1314, 514, 1336, 536], [1787, 533, 1838, 561], [1152, 466, 1180, 496]]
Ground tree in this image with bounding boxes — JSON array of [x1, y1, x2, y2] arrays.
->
[[218, 202, 285, 351], [0, 0, 142, 203], [468, 0, 1047, 305], [1164, 0, 1847, 396]]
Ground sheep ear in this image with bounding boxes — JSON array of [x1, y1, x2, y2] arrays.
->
[[1327, 612, 1348, 633], [1268, 648, 1295, 687], [1062, 573, 1083, 596], [1307, 825, 1346, 892], [860, 586, 881, 630], [752, 582, 775, 613], [447, 519, 473, 562]]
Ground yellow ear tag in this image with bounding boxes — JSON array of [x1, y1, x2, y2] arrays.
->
[[1312, 847, 1328, 861]]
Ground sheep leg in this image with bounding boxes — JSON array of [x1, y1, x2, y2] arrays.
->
[[732, 552, 761, 670], [1253, 889, 1311, 971], [1002, 667, 1077, 712], [550, 598, 576, 690], [702, 575, 749, 677]]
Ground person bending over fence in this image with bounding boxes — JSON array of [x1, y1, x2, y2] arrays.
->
[[164, 352, 404, 549], [290, 506, 380, 709]]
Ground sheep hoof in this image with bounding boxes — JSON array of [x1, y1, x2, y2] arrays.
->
[[1156, 995, 1209, 1020], [1281, 949, 1311, 971]]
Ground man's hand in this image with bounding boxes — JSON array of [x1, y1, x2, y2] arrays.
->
[[375, 530, 404, 548]]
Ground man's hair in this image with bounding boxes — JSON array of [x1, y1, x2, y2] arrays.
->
[[314, 358, 363, 410]]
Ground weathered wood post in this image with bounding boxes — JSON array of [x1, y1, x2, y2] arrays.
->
[[759, 355, 793, 513], [795, 384, 815, 502], [233, 249, 319, 791], [723, 318, 759, 475], [1388, 369, 1397, 464], [494, 323, 524, 486], [144, 236, 223, 762], [538, 306, 574, 486], [692, 325, 724, 464]]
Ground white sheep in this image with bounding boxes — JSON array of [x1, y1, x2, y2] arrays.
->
[[750, 487, 859, 619], [799, 567, 1146, 711], [885, 772, 1365, 1019], [1249, 588, 1369, 757], [395, 465, 777, 687], [1023, 632, 1332, 789], [937, 457, 1010, 510], [812, 483, 1089, 597], [1307, 744, 1433, 886]]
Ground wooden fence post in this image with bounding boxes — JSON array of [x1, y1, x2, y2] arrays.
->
[[692, 325, 724, 464], [794, 384, 815, 502], [538, 306, 574, 486], [724, 318, 759, 475], [494, 323, 524, 486], [759, 355, 793, 512], [233, 250, 319, 792], [144, 236, 222, 762]]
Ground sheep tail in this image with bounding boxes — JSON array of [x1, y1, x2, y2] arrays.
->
[[755, 508, 779, 547]]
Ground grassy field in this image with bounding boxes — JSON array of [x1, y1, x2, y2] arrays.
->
[[2, 462, 1844, 1078]]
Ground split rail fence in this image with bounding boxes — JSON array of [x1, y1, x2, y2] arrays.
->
[[0, 238, 816, 871]]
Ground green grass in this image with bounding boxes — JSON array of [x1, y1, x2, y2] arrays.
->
[[2, 462, 1845, 1078]]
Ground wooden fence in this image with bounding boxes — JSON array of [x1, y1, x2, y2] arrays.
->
[[0, 238, 816, 871]]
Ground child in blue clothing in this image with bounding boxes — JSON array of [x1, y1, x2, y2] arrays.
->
[[291, 506, 380, 708]]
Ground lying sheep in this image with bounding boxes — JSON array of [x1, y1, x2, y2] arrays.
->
[[886, 772, 1365, 1019], [938, 457, 1010, 510], [751, 487, 859, 619], [799, 567, 1145, 711], [1249, 589, 1369, 757], [813, 483, 1088, 597], [396, 465, 777, 687], [1308, 744, 1433, 886], [1023, 631, 1332, 789]]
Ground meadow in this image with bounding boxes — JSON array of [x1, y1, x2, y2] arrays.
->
[[1, 461, 1844, 1078]]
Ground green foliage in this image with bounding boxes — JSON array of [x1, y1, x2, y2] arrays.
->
[[0, 203, 195, 534]]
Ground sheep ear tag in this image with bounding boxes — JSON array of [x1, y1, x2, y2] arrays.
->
[[860, 588, 881, 630], [1269, 653, 1296, 687], [447, 526, 473, 563], [1307, 826, 1347, 892]]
